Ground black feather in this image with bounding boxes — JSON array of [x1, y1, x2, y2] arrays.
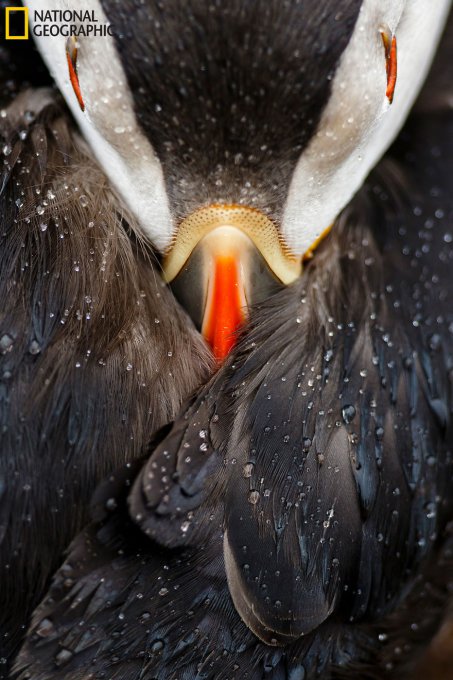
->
[[101, 0, 362, 220], [13, 72, 453, 677], [0, 92, 213, 670]]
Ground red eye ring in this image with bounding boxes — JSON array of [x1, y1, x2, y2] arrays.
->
[[66, 37, 85, 112], [380, 28, 397, 104]]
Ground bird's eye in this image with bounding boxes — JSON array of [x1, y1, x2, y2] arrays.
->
[[380, 26, 397, 104], [66, 37, 85, 112]]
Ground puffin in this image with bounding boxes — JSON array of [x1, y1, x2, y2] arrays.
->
[[0, 0, 451, 678]]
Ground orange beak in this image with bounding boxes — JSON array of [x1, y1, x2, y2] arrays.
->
[[163, 205, 302, 362], [202, 254, 245, 362]]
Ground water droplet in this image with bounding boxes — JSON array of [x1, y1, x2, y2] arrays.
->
[[324, 349, 333, 362], [375, 426, 384, 440], [39, 222, 48, 232], [158, 587, 169, 596], [29, 340, 41, 355], [36, 205, 45, 216], [248, 490, 260, 505], [105, 497, 117, 511], [126, 363, 133, 371], [36, 618, 55, 638], [79, 195, 88, 207], [243, 463, 254, 478], [55, 648, 73, 667], [342, 404, 356, 424], [151, 639, 165, 653], [2, 144, 12, 156], [0, 334, 14, 354], [428, 333, 441, 352]]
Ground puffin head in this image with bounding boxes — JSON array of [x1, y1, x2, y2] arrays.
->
[[28, 0, 450, 360]]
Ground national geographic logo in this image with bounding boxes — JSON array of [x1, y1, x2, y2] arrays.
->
[[3, 6, 113, 40], [5, 6, 28, 40]]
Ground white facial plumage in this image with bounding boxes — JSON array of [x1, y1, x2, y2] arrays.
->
[[25, 0, 173, 252], [282, 0, 452, 256], [27, 0, 452, 257]]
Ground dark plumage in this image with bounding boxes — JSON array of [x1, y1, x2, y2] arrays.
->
[[13, 35, 453, 676], [101, 0, 362, 220], [0, 91, 212, 670]]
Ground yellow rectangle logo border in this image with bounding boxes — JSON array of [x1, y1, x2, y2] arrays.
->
[[5, 6, 29, 40]]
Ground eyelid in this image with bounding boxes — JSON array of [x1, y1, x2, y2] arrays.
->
[[380, 26, 397, 104], [66, 36, 85, 112]]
